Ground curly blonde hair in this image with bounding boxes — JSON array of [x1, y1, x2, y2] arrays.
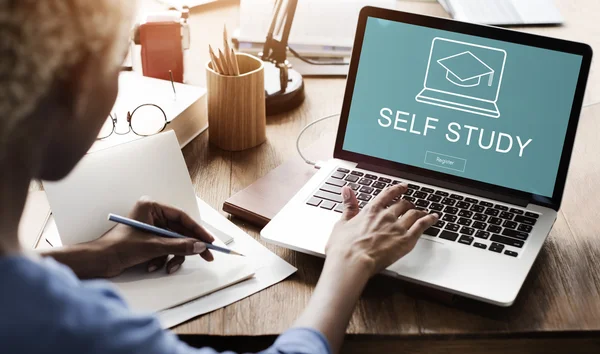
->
[[0, 0, 135, 144]]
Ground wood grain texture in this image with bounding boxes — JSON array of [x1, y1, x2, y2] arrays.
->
[[207, 53, 266, 151], [136, 0, 600, 346]]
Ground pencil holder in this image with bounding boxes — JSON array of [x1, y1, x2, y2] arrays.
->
[[206, 53, 266, 151]]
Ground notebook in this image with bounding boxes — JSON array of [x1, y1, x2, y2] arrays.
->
[[43, 131, 249, 312], [439, 0, 563, 26]]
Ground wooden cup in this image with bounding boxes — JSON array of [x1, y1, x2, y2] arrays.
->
[[206, 53, 266, 151]]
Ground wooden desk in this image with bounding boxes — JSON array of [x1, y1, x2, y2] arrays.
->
[[142, 1, 600, 352]]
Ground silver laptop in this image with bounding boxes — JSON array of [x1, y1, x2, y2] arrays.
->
[[261, 7, 591, 306]]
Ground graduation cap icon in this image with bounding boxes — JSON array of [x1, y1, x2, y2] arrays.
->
[[437, 51, 494, 88]]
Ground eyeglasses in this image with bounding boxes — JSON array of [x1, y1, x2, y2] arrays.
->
[[97, 104, 169, 140]]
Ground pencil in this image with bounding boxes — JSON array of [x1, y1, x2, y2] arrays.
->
[[208, 45, 224, 75], [218, 48, 231, 75], [108, 213, 245, 257], [231, 48, 240, 76]]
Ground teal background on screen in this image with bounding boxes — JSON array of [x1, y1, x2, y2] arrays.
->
[[343, 18, 583, 197]]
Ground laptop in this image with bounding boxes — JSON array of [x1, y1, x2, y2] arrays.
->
[[261, 7, 592, 306]]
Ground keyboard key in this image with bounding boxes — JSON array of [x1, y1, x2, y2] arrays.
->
[[408, 184, 420, 190], [372, 181, 387, 189], [517, 224, 532, 233], [430, 203, 444, 211], [499, 211, 514, 220], [334, 204, 345, 213], [473, 213, 488, 222], [357, 193, 372, 202], [480, 201, 493, 207], [475, 230, 490, 239], [373, 190, 381, 196], [435, 191, 449, 196], [331, 172, 346, 179], [445, 223, 460, 232], [365, 174, 378, 180], [443, 207, 459, 215], [415, 207, 427, 212], [457, 218, 472, 226], [405, 189, 414, 196], [473, 242, 487, 249], [348, 183, 360, 191], [326, 178, 346, 187], [320, 200, 335, 210], [487, 225, 502, 233], [494, 204, 508, 211], [442, 198, 456, 206], [424, 227, 441, 237], [320, 184, 342, 194], [504, 250, 518, 257], [378, 177, 392, 183], [315, 190, 343, 203], [465, 197, 479, 204], [472, 221, 487, 230], [345, 175, 359, 183], [458, 210, 473, 218], [489, 243, 504, 253], [442, 214, 458, 223], [351, 171, 364, 176], [470, 205, 485, 213], [439, 230, 459, 241], [460, 226, 475, 236], [501, 228, 529, 240], [358, 178, 373, 186], [337, 168, 350, 173], [484, 208, 500, 216], [359, 186, 374, 194], [456, 201, 471, 209], [414, 191, 428, 199], [525, 212, 539, 219], [510, 208, 524, 215], [450, 194, 464, 200], [458, 235, 474, 245], [359, 202, 367, 208], [306, 197, 322, 207], [421, 187, 434, 193], [515, 215, 537, 226], [434, 220, 446, 228], [392, 180, 401, 185], [489, 217, 502, 225], [503, 220, 518, 229], [491, 234, 524, 248], [428, 194, 442, 202], [403, 196, 416, 203], [415, 199, 430, 208]]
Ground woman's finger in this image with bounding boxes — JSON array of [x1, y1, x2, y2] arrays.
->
[[405, 214, 439, 241], [341, 187, 360, 221], [386, 199, 415, 218], [370, 184, 408, 211], [147, 255, 168, 272], [397, 209, 429, 230], [166, 255, 185, 274]]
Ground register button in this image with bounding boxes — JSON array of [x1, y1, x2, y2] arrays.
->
[[424, 151, 467, 172]]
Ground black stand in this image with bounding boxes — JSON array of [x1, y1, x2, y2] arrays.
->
[[260, 0, 305, 116]]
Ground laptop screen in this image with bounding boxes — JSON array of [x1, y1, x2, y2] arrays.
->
[[342, 17, 584, 198]]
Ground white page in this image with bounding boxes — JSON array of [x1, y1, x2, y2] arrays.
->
[[158, 197, 297, 328], [43, 131, 231, 245], [238, 0, 395, 48]]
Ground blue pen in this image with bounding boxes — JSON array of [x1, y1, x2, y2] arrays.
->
[[108, 213, 244, 257]]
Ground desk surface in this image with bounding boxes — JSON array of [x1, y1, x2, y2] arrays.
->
[[142, 0, 600, 345]]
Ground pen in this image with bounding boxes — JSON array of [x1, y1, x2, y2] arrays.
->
[[108, 213, 244, 257]]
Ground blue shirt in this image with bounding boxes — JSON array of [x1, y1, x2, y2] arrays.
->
[[0, 255, 331, 354]]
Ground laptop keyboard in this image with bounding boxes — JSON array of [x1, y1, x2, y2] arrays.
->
[[306, 168, 541, 258]]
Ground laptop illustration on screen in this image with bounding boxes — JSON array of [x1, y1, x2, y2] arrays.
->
[[416, 37, 507, 118]]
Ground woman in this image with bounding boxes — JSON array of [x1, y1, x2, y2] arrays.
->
[[0, 1, 437, 353]]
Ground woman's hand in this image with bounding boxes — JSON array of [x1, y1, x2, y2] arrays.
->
[[326, 183, 438, 277], [45, 197, 215, 279]]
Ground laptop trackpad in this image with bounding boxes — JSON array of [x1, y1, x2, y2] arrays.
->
[[389, 238, 452, 278]]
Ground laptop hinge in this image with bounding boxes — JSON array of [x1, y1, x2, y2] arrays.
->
[[357, 162, 530, 207]]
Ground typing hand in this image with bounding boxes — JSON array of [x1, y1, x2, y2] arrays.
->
[[93, 197, 215, 278], [326, 184, 438, 276]]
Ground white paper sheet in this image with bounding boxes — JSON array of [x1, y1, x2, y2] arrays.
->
[[43, 131, 231, 246], [157, 197, 297, 328]]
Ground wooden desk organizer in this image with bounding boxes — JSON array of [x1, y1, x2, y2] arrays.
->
[[206, 53, 266, 151]]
